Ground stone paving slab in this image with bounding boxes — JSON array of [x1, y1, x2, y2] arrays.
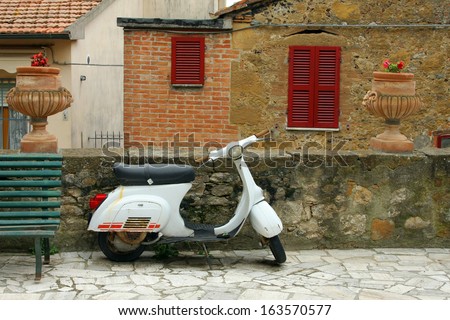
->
[[0, 248, 449, 300]]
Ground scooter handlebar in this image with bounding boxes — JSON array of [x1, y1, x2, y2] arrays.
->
[[195, 129, 271, 163]]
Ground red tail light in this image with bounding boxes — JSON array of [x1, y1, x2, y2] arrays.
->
[[89, 194, 108, 210]]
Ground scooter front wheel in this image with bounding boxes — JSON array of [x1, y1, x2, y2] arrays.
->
[[98, 232, 146, 262], [268, 235, 286, 264]]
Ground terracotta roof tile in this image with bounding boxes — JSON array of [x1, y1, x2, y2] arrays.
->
[[0, 0, 102, 35]]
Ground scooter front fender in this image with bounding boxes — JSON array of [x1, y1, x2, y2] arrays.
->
[[249, 200, 283, 238]]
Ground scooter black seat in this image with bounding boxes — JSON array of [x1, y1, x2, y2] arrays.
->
[[113, 163, 195, 186]]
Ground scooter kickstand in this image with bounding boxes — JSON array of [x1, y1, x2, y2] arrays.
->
[[201, 243, 212, 270]]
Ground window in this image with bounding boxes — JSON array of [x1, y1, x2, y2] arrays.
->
[[288, 46, 341, 129], [0, 79, 28, 149], [171, 37, 205, 85]]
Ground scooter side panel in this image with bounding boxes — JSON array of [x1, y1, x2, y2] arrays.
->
[[249, 201, 283, 238], [88, 184, 194, 237], [89, 192, 169, 232]]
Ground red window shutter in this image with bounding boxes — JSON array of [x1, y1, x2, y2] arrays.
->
[[314, 47, 340, 128], [288, 46, 340, 129], [171, 37, 205, 85], [288, 47, 315, 127]]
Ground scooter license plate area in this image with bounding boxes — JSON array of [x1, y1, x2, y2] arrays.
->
[[103, 201, 163, 232]]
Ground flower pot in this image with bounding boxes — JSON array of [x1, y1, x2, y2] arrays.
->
[[362, 71, 422, 153], [6, 67, 72, 153], [371, 71, 415, 96], [15, 67, 61, 91]]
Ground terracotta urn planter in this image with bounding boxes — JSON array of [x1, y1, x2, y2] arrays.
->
[[6, 67, 72, 153], [362, 71, 422, 153]]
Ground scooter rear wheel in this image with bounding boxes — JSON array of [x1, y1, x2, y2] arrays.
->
[[98, 232, 145, 262], [268, 235, 286, 263]]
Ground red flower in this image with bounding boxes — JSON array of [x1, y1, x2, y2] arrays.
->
[[30, 52, 49, 67], [382, 58, 407, 73]]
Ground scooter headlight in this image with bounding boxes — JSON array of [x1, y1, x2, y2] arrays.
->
[[228, 145, 243, 159]]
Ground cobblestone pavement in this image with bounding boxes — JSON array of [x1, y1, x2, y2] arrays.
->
[[0, 248, 449, 300]]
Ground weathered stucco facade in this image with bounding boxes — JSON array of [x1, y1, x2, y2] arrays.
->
[[224, 0, 449, 151]]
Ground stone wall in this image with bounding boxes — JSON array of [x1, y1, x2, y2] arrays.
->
[[3, 148, 447, 252], [228, 0, 449, 150]]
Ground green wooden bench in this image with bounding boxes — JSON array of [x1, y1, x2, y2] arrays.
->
[[0, 153, 62, 280]]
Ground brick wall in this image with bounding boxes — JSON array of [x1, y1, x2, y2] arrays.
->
[[123, 30, 239, 148]]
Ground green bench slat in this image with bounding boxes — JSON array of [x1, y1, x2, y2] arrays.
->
[[0, 180, 61, 188], [0, 190, 61, 198], [0, 161, 62, 168], [0, 154, 63, 161], [0, 227, 58, 233], [0, 223, 59, 229], [0, 219, 60, 226], [0, 211, 60, 218], [0, 170, 62, 178], [0, 230, 57, 237], [0, 201, 60, 208]]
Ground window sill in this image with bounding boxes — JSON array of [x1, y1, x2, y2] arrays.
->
[[286, 127, 340, 132], [171, 84, 204, 88]]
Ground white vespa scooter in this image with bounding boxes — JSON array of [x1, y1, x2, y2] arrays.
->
[[88, 130, 286, 263]]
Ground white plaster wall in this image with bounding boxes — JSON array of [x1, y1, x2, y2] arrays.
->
[[144, 0, 226, 19], [65, 0, 144, 148], [46, 41, 72, 149]]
